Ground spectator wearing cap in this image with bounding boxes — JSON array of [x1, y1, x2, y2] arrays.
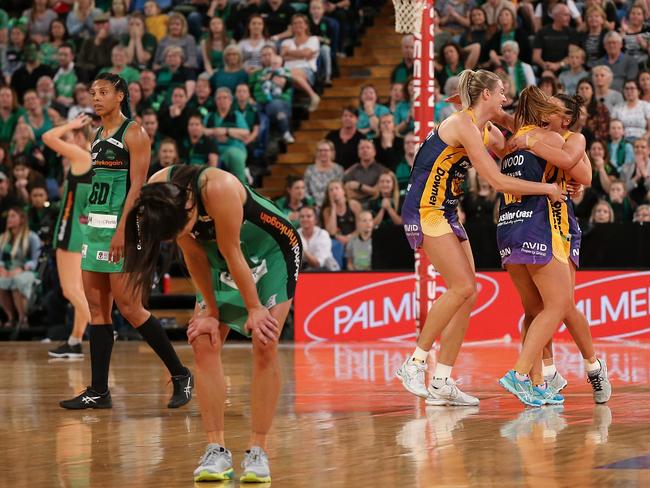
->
[[325, 106, 365, 170], [153, 13, 198, 70], [342, 139, 386, 204], [10, 43, 53, 103], [391, 35, 414, 84], [204, 87, 250, 184], [66, 0, 103, 40], [0, 86, 26, 146], [76, 12, 118, 78], [23, 0, 57, 44], [598, 31, 639, 93], [53, 44, 89, 107], [532, 4, 579, 74], [99, 45, 141, 84]]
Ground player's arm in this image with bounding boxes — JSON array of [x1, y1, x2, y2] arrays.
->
[[486, 121, 508, 159], [177, 233, 219, 319], [454, 118, 564, 201], [42, 116, 92, 173], [205, 174, 279, 343], [110, 123, 151, 263]]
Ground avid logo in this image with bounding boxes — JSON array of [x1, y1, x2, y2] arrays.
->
[[404, 224, 419, 232], [522, 241, 547, 252]]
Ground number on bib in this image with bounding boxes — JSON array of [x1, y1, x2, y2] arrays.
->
[[88, 182, 110, 205]]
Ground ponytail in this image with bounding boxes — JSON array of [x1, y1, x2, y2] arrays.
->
[[457, 69, 501, 109], [514, 86, 564, 132]]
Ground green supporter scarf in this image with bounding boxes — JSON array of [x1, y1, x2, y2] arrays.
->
[[512, 61, 527, 95]]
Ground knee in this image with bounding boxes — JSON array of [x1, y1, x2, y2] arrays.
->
[[449, 281, 477, 302], [253, 339, 278, 369], [115, 300, 142, 325], [191, 335, 221, 368]]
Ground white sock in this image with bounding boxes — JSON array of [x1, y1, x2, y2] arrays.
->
[[411, 346, 428, 363], [585, 359, 601, 373], [433, 362, 453, 380], [515, 372, 529, 382], [542, 364, 557, 378], [68, 336, 81, 346]]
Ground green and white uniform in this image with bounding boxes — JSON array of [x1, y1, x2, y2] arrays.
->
[[81, 118, 134, 273], [169, 166, 303, 336], [53, 169, 92, 253]]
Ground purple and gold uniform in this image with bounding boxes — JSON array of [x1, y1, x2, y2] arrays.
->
[[402, 110, 489, 249], [563, 130, 581, 267], [497, 125, 571, 266]]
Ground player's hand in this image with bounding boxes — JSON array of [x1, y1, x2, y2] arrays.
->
[[245, 305, 279, 345], [187, 315, 221, 346], [546, 183, 567, 204], [69, 114, 91, 130], [109, 228, 125, 263], [507, 134, 528, 152], [566, 181, 583, 198]]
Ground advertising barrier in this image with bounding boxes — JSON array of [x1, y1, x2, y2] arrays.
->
[[294, 270, 650, 342]]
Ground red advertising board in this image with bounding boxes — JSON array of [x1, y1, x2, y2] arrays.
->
[[294, 270, 650, 342]]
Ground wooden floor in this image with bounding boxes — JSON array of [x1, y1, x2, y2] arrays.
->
[[1, 341, 650, 487]]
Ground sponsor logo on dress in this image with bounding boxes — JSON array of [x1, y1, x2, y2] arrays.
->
[[265, 294, 278, 308], [96, 251, 109, 261], [259, 211, 301, 280], [499, 247, 511, 258], [497, 209, 533, 225], [521, 241, 548, 256], [87, 213, 118, 229], [220, 259, 269, 289], [104, 148, 116, 161], [81, 244, 88, 258], [107, 137, 124, 149]]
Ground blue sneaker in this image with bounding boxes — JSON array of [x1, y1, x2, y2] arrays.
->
[[532, 385, 565, 405], [499, 370, 543, 407]]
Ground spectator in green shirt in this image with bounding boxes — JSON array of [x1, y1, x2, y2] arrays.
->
[[187, 74, 215, 121], [53, 44, 89, 107], [0, 86, 26, 146], [38, 18, 70, 69], [99, 45, 141, 84], [205, 87, 250, 183], [390, 35, 414, 84], [395, 133, 416, 195], [209, 44, 249, 95], [121, 12, 157, 70], [274, 175, 315, 227], [180, 113, 219, 167], [233, 83, 262, 158]]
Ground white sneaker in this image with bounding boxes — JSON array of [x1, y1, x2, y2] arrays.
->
[[282, 131, 295, 144], [588, 359, 612, 404], [395, 358, 428, 398], [545, 371, 568, 394], [426, 378, 480, 406], [240, 446, 271, 483], [193, 444, 234, 481]]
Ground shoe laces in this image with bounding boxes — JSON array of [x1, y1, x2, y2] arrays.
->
[[199, 445, 226, 465], [242, 448, 266, 468], [588, 373, 603, 392]]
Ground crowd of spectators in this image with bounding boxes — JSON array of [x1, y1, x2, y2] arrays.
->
[[0, 0, 380, 326], [2, 0, 650, 310]]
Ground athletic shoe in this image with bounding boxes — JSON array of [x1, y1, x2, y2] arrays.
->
[[545, 370, 568, 395], [240, 446, 271, 483], [425, 378, 480, 406], [532, 385, 565, 405], [60, 387, 112, 409], [193, 444, 234, 482], [395, 358, 429, 398], [587, 359, 612, 404], [282, 132, 295, 144], [498, 370, 543, 407], [308, 95, 320, 112], [48, 342, 84, 359], [168, 368, 193, 409]]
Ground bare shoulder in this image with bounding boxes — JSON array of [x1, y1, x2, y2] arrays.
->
[[148, 167, 171, 184], [566, 131, 586, 147], [203, 168, 246, 203], [533, 128, 564, 147], [124, 120, 150, 148]]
